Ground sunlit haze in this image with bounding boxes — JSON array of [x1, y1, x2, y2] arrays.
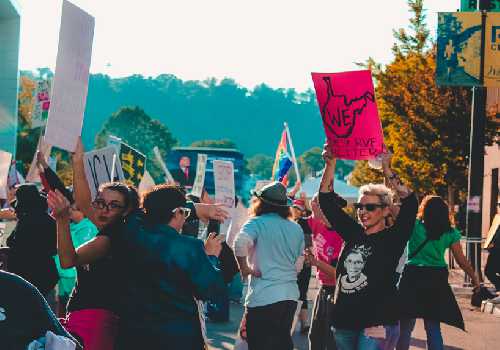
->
[[17, 0, 460, 91]]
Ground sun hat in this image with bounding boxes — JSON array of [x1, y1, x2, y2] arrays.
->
[[250, 181, 291, 207]]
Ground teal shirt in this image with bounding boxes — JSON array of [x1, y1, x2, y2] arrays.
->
[[407, 220, 462, 268], [54, 218, 98, 279], [242, 213, 305, 308]]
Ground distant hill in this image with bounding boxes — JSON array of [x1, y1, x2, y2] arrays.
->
[[81, 74, 325, 157]]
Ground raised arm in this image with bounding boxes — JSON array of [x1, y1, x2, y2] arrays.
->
[[318, 142, 364, 242], [37, 151, 74, 203], [380, 151, 418, 240], [48, 190, 109, 268], [71, 138, 99, 227]]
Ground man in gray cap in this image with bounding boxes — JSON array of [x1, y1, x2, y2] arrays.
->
[[234, 181, 305, 350]]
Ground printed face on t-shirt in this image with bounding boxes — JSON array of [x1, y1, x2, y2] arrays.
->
[[345, 252, 365, 280]]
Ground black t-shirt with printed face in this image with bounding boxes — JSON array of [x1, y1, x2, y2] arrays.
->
[[66, 222, 122, 313], [319, 191, 418, 330]]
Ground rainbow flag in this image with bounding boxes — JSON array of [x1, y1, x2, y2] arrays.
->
[[271, 129, 293, 185]]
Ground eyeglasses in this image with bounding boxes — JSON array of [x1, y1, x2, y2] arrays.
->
[[353, 203, 387, 212], [92, 199, 126, 212], [172, 207, 191, 218]]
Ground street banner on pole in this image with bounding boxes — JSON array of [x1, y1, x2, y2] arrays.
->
[[83, 146, 124, 200], [0, 151, 13, 199], [461, 0, 500, 12], [311, 70, 384, 160], [44, 0, 95, 151], [119, 142, 146, 188], [191, 153, 208, 198], [484, 13, 500, 87], [436, 12, 482, 86]]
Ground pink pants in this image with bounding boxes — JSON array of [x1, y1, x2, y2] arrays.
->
[[61, 309, 119, 350]]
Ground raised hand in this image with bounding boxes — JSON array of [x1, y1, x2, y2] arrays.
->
[[36, 150, 49, 171], [208, 204, 230, 222], [321, 141, 335, 166], [204, 232, 223, 257], [47, 190, 71, 220]]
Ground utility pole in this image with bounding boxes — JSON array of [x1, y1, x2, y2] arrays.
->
[[464, 0, 491, 284]]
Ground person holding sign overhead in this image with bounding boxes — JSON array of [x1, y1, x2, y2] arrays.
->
[[318, 141, 417, 350]]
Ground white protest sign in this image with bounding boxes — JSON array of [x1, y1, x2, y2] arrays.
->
[[26, 137, 52, 183], [153, 146, 175, 183], [213, 160, 235, 208], [107, 135, 122, 153], [0, 151, 13, 199], [213, 160, 235, 235], [44, 0, 95, 151], [83, 146, 125, 199], [138, 170, 156, 195], [191, 154, 208, 198]]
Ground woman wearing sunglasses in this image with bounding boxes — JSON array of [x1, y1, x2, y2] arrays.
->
[[318, 142, 418, 350]]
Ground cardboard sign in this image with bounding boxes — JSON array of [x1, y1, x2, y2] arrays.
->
[[153, 146, 175, 183], [191, 154, 208, 198], [436, 12, 482, 86], [25, 136, 52, 183], [0, 151, 13, 199], [44, 0, 95, 151], [83, 146, 125, 199], [213, 160, 236, 208], [311, 70, 384, 160], [120, 143, 146, 188], [32, 79, 52, 128], [138, 170, 155, 195]]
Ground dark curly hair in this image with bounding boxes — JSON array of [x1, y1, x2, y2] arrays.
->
[[142, 184, 186, 225]]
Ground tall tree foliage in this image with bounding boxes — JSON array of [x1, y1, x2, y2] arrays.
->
[[350, 0, 498, 205], [95, 106, 178, 182]]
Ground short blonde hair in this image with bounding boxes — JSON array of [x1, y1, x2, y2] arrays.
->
[[358, 183, 393, 207]]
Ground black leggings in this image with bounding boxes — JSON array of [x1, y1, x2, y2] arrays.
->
[[246, 300, 297, 350]]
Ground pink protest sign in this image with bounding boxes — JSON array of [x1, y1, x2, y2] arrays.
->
[[311, 70, 384, 160]]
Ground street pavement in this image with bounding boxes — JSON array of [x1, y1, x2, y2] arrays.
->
[[206, 273, 500, 350]]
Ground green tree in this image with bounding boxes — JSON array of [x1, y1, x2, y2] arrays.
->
[[298, 147, 322, 178], [350, 0, 498, 208], [95, 106, 178, 183], [246, 154, 274, 179], [190, 139, 237, 149]]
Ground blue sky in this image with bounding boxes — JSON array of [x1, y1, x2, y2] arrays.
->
[[17, 0, 461, 90]]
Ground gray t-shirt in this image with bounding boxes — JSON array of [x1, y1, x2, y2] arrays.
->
[[240, 213, 305, 308]]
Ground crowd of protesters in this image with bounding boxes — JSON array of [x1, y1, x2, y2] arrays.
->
[[0, 138, 499, 350]]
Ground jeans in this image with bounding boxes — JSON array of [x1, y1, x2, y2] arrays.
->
[[396, 319, 443, 350], [309, 285, 337, 350], [334, 328, 382, 350]]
